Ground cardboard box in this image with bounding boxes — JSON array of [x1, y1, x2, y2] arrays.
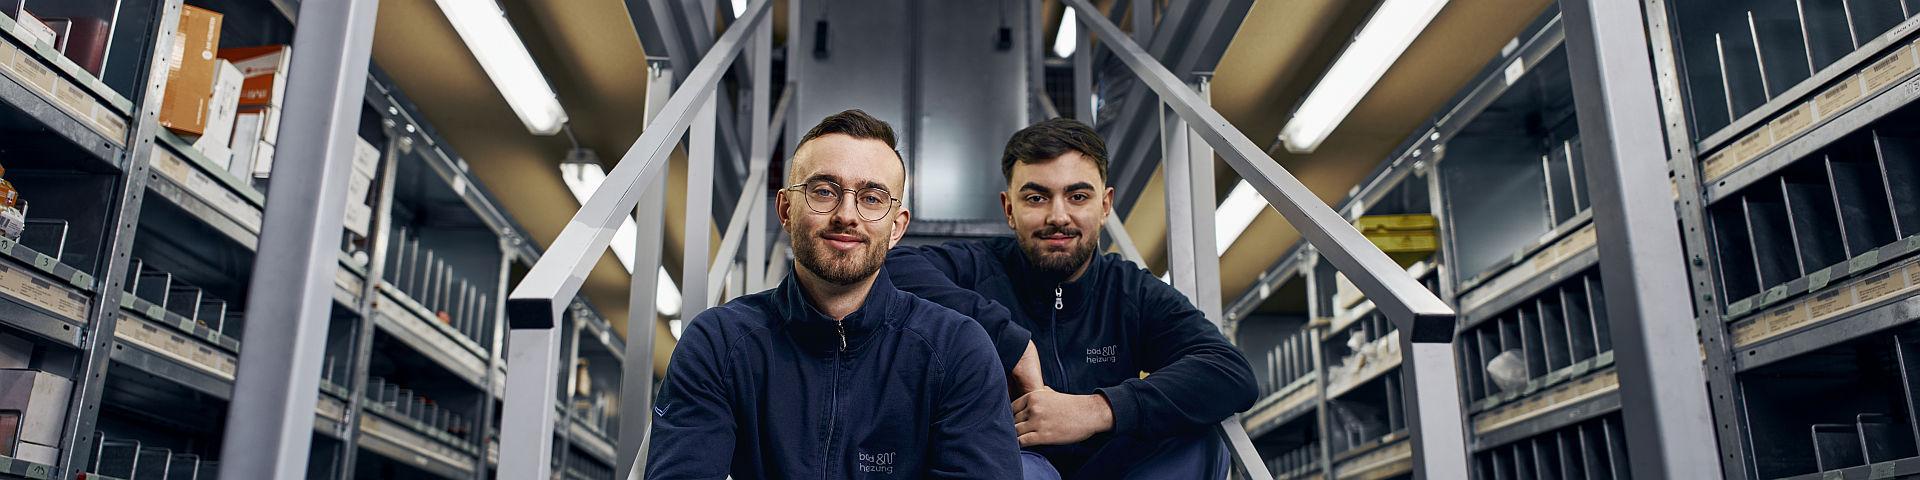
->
[[0, 369, 71, 446], [158, 5, 222, 136], [195, 60, 243, 168], [218, 45, 290, 109]]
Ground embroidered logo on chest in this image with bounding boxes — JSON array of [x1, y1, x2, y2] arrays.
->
[[1085, 344, 1119, 364], [857, 450, 897, 474]]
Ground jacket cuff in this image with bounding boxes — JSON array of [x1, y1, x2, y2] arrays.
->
[[1097, 381, 1142, 437], [995, 324, 1033, 376]]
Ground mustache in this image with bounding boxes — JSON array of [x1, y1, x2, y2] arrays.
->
[[1032, 226, 1083, 238], [816, 226, 870, 242]]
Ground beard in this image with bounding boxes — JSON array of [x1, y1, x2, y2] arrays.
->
[[1018, 224, 1097, 279], [791, 223, 888, 286]]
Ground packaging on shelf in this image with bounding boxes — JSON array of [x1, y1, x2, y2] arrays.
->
[[228, 109, 276, 181], [219, 45, 289, 110], [157, 5, 222, 136], [42, 16, 107, 75], [0, 369, 71, 460], [0, 165, 22, 242], [193, 60, 242, 168], [14, 10, 54, 46]]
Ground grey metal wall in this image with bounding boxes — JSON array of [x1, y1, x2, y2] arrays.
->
[[793, 0, 1031, 222]]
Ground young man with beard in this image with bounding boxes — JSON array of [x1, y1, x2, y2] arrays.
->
[[886, 118, 1257, 479], [647, 110, 1019, 479]]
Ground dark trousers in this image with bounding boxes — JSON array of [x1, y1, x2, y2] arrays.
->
[[1020, 431, 1230, 480]]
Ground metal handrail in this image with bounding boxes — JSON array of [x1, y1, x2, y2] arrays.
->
[[1060, 0, 1468, 477], [496, 0, 773, 478], [705, 88, 792, 306]]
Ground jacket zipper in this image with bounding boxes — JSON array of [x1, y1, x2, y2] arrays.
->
[[1050, 286, 1071, 386], [823, 320, 845, 479]]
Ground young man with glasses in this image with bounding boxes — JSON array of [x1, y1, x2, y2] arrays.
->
[[886, 118, 1256, 479], [646, 110, 1019, 479]]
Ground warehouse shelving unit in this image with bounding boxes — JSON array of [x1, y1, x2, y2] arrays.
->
[[1225, 9, 1639, 479], [0, 0, 624, 479], [1645, 0, 1920, 477]]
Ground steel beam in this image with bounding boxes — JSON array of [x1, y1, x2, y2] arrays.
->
[[1061, 2, 1464, 477], [1560, 0, 1724, 478], [217, 0, 381, 477]]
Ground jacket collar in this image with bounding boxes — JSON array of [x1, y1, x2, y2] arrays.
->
[[771, 265, 899, 356], [991, 237, 1104, 318]]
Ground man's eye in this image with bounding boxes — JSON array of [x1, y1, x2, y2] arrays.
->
[[810, 188, 837, 198], [859, 192, 886, 205], [1069, 193, 1090, 202], [1025, 195, 1046, 204]]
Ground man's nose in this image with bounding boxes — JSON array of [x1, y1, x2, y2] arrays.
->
[[830, 191, 863, 226]]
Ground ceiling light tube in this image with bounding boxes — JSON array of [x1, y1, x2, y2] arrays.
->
[[435, 0, 569, 135], [1053, 7, 1079, 58], [1215, 180, 1267, 255], [1277, 0, 1448, 153]]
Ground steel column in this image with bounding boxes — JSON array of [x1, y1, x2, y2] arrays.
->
[[685, 94, 717, 317], [617, 59, 673, 480], [746, 17, 772, 293], [56, 0, 181, 474], [1162, 103, 1197, 297], [1560, 0, 1724, 477], [218, 0, 381, 477], [1184, 78, 1222, 326], [335, 121, 409, 479]]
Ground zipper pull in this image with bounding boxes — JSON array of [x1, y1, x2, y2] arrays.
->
[[1054, 286, 1064, 310], [836, 320, 848, 351]]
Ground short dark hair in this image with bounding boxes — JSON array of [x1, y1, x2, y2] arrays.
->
[[791, 109, 908, 194], [1001, 118, 1108, 183], [799, 109, 899, 152]]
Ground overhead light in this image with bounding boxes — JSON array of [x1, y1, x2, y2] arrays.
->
[[559, 160, 681, 317], [1277, 0, 1448, 153], [730, 0, 746, 18], [434, 0, 569, 135], [1215, 180, 1268, 255], [1052, 7, 1079, 58], [669, 318, 686, 339]]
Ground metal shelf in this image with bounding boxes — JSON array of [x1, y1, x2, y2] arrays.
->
[[1456, 219, 1597, 317], [370, 284, 489, 386], [0, 455, 54, 480], [357, 411, 476, 480], [0, 23, 128, 169], [0, 241, 90, 347], [1734, 283, 1920, 370], [1473, 384, 1621, 452], [1331, 434, 1410, 479], [563, 418, 616, 467], [1472, 413, 1629, 480], [141, 135, 264, 250], [1470, 369, 1619, 443], [1244, 374, 1320, 439], [106, 339, 233, 400], [1776, 455, 1920, 480]]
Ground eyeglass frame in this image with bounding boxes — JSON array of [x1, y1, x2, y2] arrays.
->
[[780, 180, 903, 222]]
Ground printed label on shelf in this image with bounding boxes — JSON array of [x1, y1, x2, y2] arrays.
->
[[1767, 102, 1814, 143], [1703, 149, 1736, 180], [0, 36, 16, 72], [1863, 45, 1919, 92], [1815, 76, 1866, 119], [1336, 440, 1411, 478], [1472, 369, 1618, 435], [151, 145, 264, 233], [11, 51, 53, 94], [0, 263, 86, 322], [91, 104, 127, 141], [1730, 127, 1774, 166], [1856, 271, 1903, 303], [117, 314, 237, 380], [1807, 288, 1852, 320]]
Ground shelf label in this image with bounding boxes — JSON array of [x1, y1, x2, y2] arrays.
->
[[1702, 149, 1736, 180], [0, 263, 87, 321], [12, 52, 53, 93], [1863, 45, 1919, 92], [1767, 103, 1814, 143], [1856, 271, 1902, 304], [1816, 76, 1866, 120], [1808, 288, 1851, 321], [30, 253, 52, 272], [1730, 127, 1774, 165]]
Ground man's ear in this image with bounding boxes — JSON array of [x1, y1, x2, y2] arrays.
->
[[775, 189, 792, 228], [1001, 191, 1015, 231], [886, 208, 911, 249], [1102, 186, 1115, 218]]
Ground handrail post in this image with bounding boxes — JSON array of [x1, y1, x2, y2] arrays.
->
[[615, 60, 675, 480], [745, 15, 772, 293], [684, 93, 717, 325]]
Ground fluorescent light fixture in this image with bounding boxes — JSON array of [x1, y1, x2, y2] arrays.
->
[[559, 161, 682, 317], [1277, 0, 1447, 153], [670, 318, 686, 339], [1052, 7, 1079, 58], [434, 0, 569, 135], [1215, 180, 1269, 255], [730, 0, 747, 17]]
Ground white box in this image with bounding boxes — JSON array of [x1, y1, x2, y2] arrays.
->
[[0, 369, 71, 446], [194, 60, 243, 168], [227, 110, 264, 179], [14, 11, 54, 46], [12, 440, 56, 465], [343, 202, 371, 236]]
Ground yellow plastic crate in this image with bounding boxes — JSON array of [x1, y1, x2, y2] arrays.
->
[[1366, 230, 1437, 254], [1354, 214, 1437, 234]]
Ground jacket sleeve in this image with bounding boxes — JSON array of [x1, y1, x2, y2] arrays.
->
[[1095, 272, 1258, 438], [887, 245, 1032, 375], [926, 317, 1023, 479], [645, 314, 737, 479]]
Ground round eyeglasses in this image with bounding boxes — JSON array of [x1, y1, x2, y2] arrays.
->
[[783, 180, 901, 222]]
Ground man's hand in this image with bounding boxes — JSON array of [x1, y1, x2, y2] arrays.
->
[[1011, 387, 1113, 447], [1009, 342, 1044, 398]]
